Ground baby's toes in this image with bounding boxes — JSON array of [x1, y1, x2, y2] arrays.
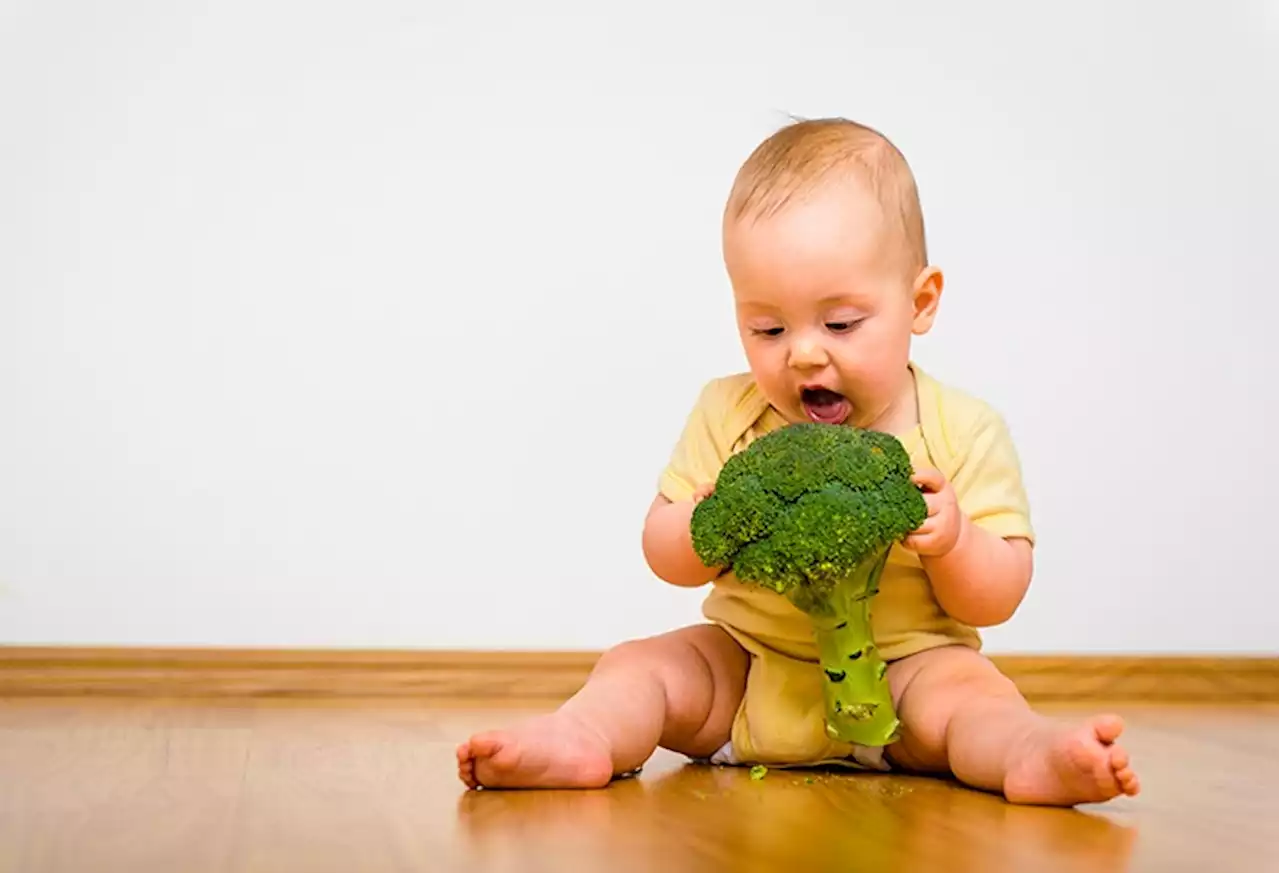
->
[[456, 740, 481, 789], [1119, 769, 1140, 796], [1115, 762, 1140, 796], [1092, 715, 1125, 745], [1107, 745, 1138, 795]]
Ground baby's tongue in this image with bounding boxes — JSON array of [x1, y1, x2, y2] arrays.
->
[[803, 389, 851, 425]]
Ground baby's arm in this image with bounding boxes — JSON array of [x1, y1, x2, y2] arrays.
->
[[904, 411, 1035, 627], [649, 376, 746, 588], [918, 514, 1033, 626], [642, 491, 722, 588]]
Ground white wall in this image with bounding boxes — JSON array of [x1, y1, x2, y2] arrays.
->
[[1, 1, 1275, 654]]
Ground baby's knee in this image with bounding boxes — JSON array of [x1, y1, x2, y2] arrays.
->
[[889, 649, 1021, 752], [892, 646, 1016, 702], [595, 625, 746, 703], [594, 625, 718, 674], [594, 636, 667, 673]]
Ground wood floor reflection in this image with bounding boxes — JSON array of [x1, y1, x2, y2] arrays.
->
[[0, 698, 1273, 872]]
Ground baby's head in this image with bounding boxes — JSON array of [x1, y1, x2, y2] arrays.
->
[[722, 117, 942, 431]]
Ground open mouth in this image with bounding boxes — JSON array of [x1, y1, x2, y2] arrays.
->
[[801, 387, 852, 425]]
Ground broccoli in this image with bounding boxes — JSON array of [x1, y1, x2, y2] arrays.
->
[[689, 422, 928, 748]]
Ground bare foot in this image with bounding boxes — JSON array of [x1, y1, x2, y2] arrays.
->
[[1003, 715, 1140, 806], [456, 711, 616, 790]]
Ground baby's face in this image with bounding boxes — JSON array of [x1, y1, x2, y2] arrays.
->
[[723, 181, 937, 432]]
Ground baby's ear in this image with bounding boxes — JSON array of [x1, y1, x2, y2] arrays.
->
[[910, 266, 944, 335]]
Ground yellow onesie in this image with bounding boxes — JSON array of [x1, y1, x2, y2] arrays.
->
[[658, 362, 1035, 769]]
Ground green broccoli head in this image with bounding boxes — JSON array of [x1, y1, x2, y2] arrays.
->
[[690, 423, 927, 610]]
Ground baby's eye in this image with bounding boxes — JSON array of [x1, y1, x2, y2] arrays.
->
[[752, 326, 784, 337], [826, 320, 862, 334]]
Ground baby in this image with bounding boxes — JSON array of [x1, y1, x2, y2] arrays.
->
[[457, 117, 1140, 806]]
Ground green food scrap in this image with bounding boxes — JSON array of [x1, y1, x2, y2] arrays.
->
[[749, 764, 768, 780]]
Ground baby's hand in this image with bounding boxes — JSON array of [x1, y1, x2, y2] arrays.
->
[[693, 483, 716, 504], [902, 468, 964, 557]]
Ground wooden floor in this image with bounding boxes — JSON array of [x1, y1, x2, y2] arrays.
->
[[0, 698, 1274, 872]]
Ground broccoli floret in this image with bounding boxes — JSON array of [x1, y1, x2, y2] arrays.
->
[[690, 422, 927, 747]]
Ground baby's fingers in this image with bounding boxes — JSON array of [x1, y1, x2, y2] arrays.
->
[[906, 518, 935, 543], [912, 467, 946, 494], [901, 531, 929, 552]]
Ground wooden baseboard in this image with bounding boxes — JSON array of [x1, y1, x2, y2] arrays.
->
[[988, 655, 1276, 703], [0, 647, 1274, 704]]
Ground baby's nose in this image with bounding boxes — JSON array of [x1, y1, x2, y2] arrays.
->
[[789, 337, 830, 368]]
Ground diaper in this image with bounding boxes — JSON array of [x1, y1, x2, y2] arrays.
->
[[704, 622, 895, 772], [705, 737, 890, 772]]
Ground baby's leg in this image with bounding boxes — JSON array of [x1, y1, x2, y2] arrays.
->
[[886, 646, 1140, 806], [457, 624, 747, 789]]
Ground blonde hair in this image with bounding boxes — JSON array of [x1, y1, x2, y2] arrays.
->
[[725, 117, 928, 275]]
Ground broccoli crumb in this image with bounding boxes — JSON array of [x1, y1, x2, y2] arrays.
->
[[750, 764, 768, 780]]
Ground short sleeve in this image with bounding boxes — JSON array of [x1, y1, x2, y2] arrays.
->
[[949, 410, 1035, 544], [657, 379, 737, 503]]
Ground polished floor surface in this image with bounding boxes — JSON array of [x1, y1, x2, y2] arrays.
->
[[0, 698, 1274, 872]]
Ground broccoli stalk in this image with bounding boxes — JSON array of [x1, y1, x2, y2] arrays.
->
[[808, 544, 897, 745], [689, 422, 927, 748]]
